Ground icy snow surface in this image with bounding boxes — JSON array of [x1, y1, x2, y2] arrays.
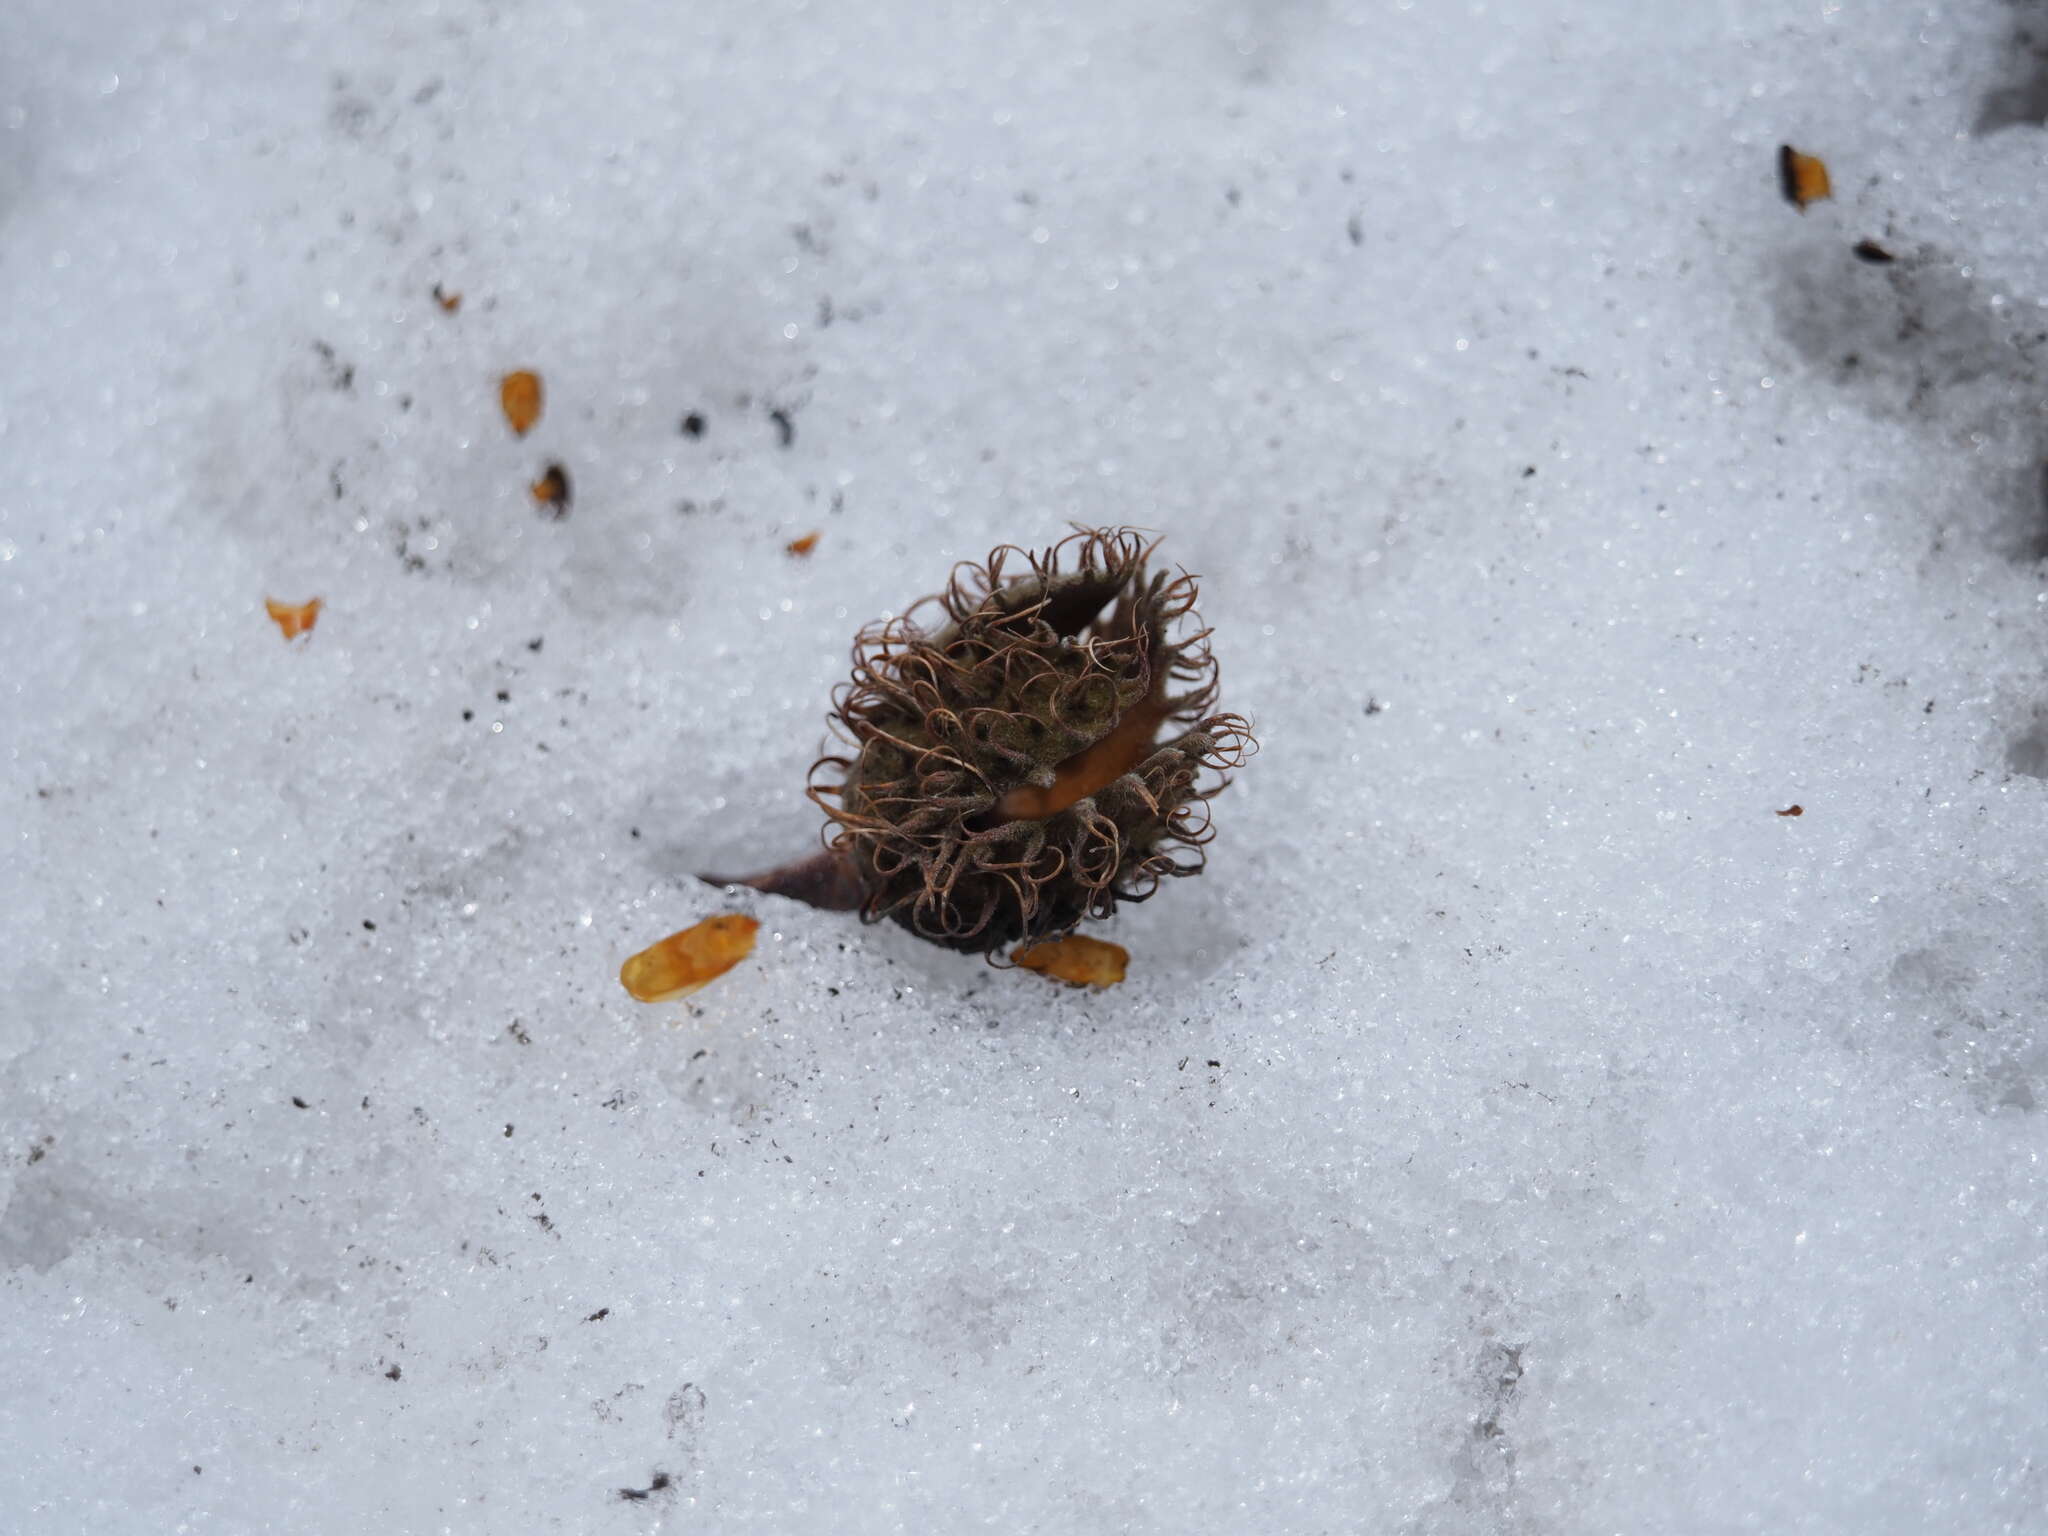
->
[[4, 0, 2047, 1530]]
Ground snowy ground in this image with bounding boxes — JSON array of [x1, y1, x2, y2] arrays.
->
[[4, 1, 2047, 1530]]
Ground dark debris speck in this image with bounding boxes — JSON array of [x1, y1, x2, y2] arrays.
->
[[618, 1473, 672, 1502]]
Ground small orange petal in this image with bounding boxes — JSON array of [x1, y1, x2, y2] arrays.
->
[[500, 370, 543, 436], [619, 914, 760, 1003], [786, 531, 820, 557], [264, 596, 323, 641], [1014, 934, 1128, 988]]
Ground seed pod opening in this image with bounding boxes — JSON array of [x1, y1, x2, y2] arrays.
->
[[810, 528, 1251, 955]]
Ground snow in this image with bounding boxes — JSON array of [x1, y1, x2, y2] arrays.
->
[[3, 0, 2046, 1530]]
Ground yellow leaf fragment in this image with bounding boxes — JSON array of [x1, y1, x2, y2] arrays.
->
[[619, 914, 760, 1002], [264, 596, 323, 641], [500, 370, 543, 436], [1014, 934, 1128, 988]]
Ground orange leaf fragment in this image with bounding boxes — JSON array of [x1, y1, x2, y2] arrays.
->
[[786, 531, 820, 557], [264, 596, 323, 641], [1778, 145, 1831, 211], [432, 283, 462, 313], [500, 370, 543, 436], [530, 462, 571, 515], [997, 694, 1171, 822], [1014, 934, 1128, 988], [1776, 804, 1803, 817], [619, 914, 760, 1003]]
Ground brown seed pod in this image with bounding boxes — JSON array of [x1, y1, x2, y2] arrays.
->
[[808, 527, 1251, 956]]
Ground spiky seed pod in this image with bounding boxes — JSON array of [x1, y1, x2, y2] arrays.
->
[[809, 528, 1252, 956]]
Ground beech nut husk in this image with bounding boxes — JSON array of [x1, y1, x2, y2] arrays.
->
[[808, 527, 1252, 956]]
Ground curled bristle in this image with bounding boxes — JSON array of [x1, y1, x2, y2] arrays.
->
[[807, 527, 1253, 956]]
